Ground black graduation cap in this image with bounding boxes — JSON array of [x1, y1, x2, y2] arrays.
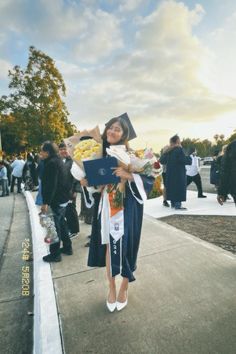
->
[[109, 112, 137, 141]]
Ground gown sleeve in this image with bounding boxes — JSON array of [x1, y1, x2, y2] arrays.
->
[[159, 153, 168, 164], [175, 148, 192, 165]]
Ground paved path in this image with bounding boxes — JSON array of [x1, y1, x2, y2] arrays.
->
[[51, 201, 236, 354], [3, 192, 235, 354], [0, 194, 33, 354], [145, 190, 236, 218]]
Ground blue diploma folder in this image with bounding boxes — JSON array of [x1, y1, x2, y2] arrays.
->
[[83, 157, 120, 186]]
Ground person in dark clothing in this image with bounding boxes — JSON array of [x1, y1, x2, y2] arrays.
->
[[58, 142, 80, 237], [3, 160, 12, 188], [160, 135, 192, 210], [210, 149, 221, 188], [23, 153, 38, 191], [79, 192, 94, 224], [40, 141, 72, 262], [161, 145, 170, 207], [35, 157, 44, 206], [217, 140, 236, 206]]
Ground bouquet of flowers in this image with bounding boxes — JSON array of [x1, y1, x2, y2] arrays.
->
[[104, 146, 162, 208], [130, 148, 162, 177], [64, 126, 103, 181], [106, 146, 162, 178], [73, 139, 102, 162]]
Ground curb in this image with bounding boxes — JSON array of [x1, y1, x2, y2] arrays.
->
[[24, 191, 63, 354]]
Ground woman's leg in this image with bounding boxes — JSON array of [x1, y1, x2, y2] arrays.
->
[[117, 277, 129, 303], [106, 245, 116, 303]]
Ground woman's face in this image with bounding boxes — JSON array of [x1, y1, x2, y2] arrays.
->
[[106, 121, 124, 145]]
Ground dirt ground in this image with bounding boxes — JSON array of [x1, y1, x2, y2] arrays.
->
[[159, 215, 236, 254]]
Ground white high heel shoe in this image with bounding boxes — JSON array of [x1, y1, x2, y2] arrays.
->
[[106, 300, 117, 312], [116, 291, 128, 311]]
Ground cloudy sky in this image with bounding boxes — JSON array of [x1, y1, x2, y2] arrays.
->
[[1, 0, 236, 151]]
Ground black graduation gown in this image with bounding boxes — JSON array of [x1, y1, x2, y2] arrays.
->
[[87, 175, 154, 282], [160, 147, 191, 202]]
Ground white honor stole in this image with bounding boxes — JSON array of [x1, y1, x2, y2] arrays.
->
[[99, 174, 147, 277], [99, 188, 124, 245]]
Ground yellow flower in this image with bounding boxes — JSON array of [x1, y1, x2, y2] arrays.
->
[[73, 139, 102, 161]]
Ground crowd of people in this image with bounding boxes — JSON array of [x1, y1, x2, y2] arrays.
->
[[0, 153, 39, 197]]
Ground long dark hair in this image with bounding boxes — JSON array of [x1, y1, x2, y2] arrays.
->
[[41, 141, 59, 157], [102, 117, 130, 156]]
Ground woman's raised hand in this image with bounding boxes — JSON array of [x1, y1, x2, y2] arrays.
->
[[112, 167, 133, 181]]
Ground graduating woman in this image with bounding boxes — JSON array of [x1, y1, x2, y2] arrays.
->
[[80, 115, 154, 312]]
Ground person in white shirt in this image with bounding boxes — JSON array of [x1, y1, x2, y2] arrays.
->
[[10, 156, 25, 193], [186, 147, 207, 198]]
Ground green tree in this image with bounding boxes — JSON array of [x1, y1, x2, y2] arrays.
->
[[181, 137, 213, 157], [0, 114, 25, 154], [0, 46, 76, 154], [227, 129, 236, 144]]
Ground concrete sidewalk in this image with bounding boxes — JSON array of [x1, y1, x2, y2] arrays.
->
[[0, 194, 33, 354], [145, 190, 236, 218], [51, 212, 236, 353]]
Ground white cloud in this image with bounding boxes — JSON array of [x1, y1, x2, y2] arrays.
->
[[0, 0, 123, 63], [199, 11, 236, 97], [73, 9, 123, 62], [57, 0, 236, 151], [119, 0, 143, 12], [1, 0, 236, 150], [0, 59, 11, 79]]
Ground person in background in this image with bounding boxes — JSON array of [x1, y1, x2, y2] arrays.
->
[[35, 152, 44, 206], [79, 191, 94, 225], [80, 191, 94, 247], [210, 149, 221, 189], [160, 145, 170, 207], [58, 142, 80, 239], [160, 135, 192, 210], [23, 153, 38, 191], [217, 140, 236, 206], [186, 147, 207, 198], [10, 156, 25, 193], [0, 161, 9, 197], [3, 159, 12, 188], [40, 141, 72, 262], [75, 136, 95, 247]]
